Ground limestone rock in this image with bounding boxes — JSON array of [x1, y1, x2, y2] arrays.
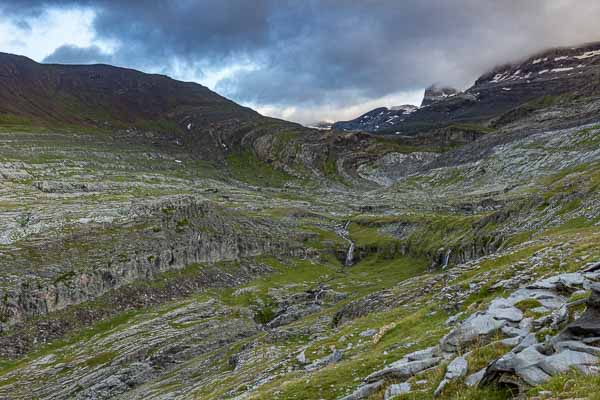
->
[[339, 380, 385, 400], [465, 368, 486, 387], [365, 357, 441, 383], [384, 382, 411, 399], [445, 356, 468, 380], [440, 313, 506, 352]]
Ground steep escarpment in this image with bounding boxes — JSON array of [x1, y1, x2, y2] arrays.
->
[[0, 197, 312, 331]]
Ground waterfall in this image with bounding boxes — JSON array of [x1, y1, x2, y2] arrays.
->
[[337, 221, 355, 267], [442, 249, 452, 269], [345, 240, 355, 267]]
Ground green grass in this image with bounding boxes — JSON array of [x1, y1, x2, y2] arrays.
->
[[513, 298, 543, 312], [447, 123, 496, 134], [227, 150, 297, 187], [529, 370, 600, 399], [82, 351, 117, 368]]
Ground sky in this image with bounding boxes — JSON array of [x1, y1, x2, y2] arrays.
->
[[0, 1, 599, 124]]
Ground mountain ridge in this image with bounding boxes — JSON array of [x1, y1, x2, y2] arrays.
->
[[332, 41, 600, 135], [0, 52, 258, 132]]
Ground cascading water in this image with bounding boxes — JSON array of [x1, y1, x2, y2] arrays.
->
[[345, 240, 355, 267], [442, 249, 452, 269], [337, 221, 355, 267]]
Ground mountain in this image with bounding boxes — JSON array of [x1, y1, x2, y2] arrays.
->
[[333, 42, 600, 136], [331, 105, 418, 132], [1, 43, 600, 400], [0, 52, 257, 130]]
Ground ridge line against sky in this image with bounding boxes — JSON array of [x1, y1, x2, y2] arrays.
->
[[0, 0, 599, 124]]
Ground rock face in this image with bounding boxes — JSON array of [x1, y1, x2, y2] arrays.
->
[[557, 282, 600, 341], [356, 151, 439, 186], [0, 197, 311, 337], [420, 85, 461, 107]]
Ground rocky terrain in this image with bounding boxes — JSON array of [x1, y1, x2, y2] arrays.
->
[[0, 42, 599, 400]]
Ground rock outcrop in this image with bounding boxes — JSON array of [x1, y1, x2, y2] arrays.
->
[[420, 85, 461, 107], [482, 282, 600, 392]]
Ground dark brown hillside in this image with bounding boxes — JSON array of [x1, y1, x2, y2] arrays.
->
[[0, 52, 258, 130]]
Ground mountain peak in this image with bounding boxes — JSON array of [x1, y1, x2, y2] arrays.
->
[[420, 85, 460, 107]]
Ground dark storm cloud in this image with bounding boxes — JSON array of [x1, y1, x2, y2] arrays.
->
[[2, 0, 600, 122]]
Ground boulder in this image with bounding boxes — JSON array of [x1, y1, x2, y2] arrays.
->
[[339, 380, 385, 400], [465, 368, 486, 387], [405, 346, 440, 362], [433, 379, 449, 397], [516, 365, 552, 386], [365, 357, 441, 383], [305, 349, 342, 371], [433, 356, 469, 396], [296, 350, 309, 364], [384, 382, 411, 399], [493, 345, 547, 372], [487, 299, 523, 323], [445, 356, 468, 380], [583, 260, 600, 273], [512, 333, 538, 353], [537, 349, 598, 375], [440, 313, 505, 352], [552, 340, 600, 356], [359, 328, 378, 337]]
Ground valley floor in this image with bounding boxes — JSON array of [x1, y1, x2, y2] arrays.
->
[[0, 121, 599, 400]]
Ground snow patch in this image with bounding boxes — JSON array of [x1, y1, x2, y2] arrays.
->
[[574, 50, 600, 59], [490, 73, 509, 83], [551, 67, 574, 73]]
